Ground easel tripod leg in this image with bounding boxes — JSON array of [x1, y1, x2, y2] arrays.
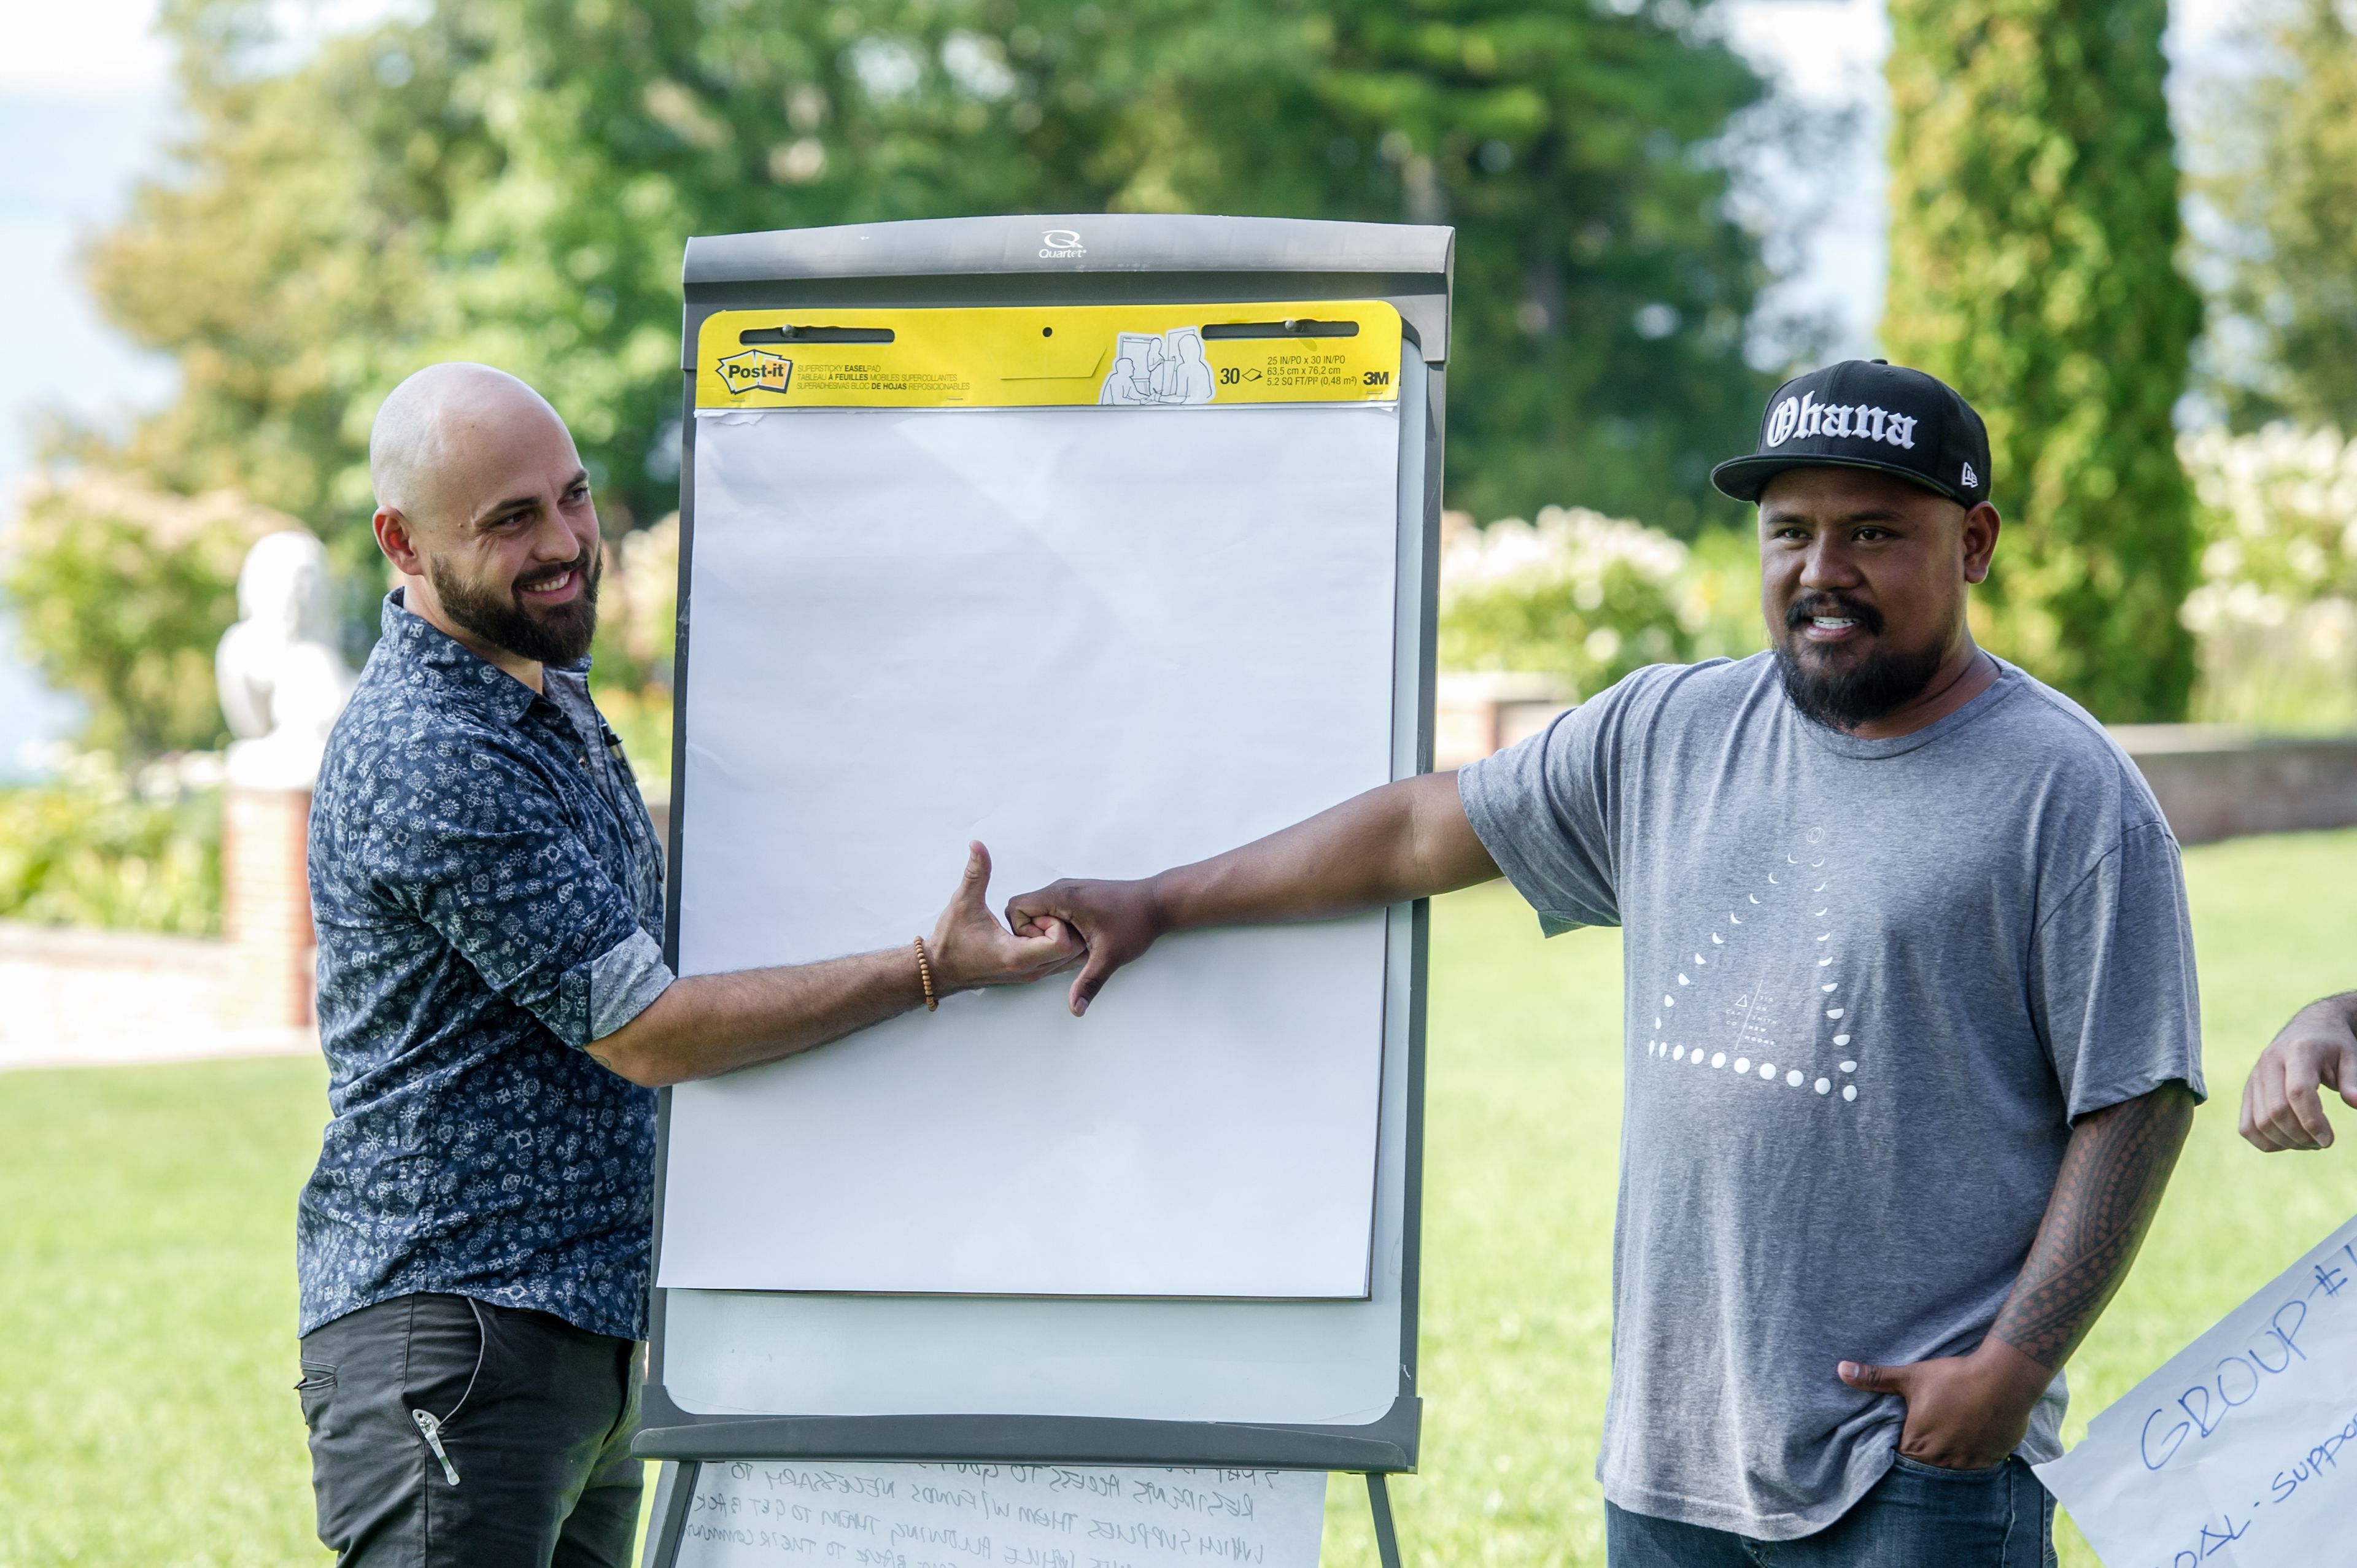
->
[[643, 1459, 700, 1567], [1366, 1472, 1404, 1568]]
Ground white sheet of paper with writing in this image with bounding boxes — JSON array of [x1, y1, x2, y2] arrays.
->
[[673, 1462, 1327, 1568], [2033, 1211, 2357, 1566]]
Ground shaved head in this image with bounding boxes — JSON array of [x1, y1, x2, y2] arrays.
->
[[370, 362, 570, 530], [368, 362, 605, 678]]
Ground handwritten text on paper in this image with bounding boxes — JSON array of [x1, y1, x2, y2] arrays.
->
[[673, 1462, 1328, 1568], [2034, 1211, 2357, 1567]]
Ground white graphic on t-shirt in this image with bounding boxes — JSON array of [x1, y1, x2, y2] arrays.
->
[[1643, 826, 1862, 1105]]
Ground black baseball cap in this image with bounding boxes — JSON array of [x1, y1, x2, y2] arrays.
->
[[1710, 359, 1992, 508]]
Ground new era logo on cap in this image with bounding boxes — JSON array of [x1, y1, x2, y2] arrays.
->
[[1711, 359, 1992, 508]]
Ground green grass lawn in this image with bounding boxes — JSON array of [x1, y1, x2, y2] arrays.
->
[[6, 830, 2357, 1566]]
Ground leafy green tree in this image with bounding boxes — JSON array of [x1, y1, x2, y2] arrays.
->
[[82, 3, 463, 587], [4, 477, 292, 755], [2191, 0, 2357, 431], [1039, 0, 1779, 530], [86, 0, 1776, 562], [1883, 0, 2202, 720]]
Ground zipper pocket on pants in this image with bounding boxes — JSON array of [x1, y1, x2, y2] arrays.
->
[[404, 1297, 489, 1487]]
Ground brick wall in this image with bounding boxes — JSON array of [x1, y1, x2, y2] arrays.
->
[[2107, 728, 2357, 846], [221, 787, 315, 1029]]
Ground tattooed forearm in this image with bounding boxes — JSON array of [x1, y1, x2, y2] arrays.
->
[[1991, 1081, 2196, 1369]]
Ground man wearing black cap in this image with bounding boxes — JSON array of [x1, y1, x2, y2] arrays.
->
[[1007, 361, 2205, 1564]]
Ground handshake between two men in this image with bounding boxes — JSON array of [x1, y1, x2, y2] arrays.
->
[[589, 419, 2220, 1568], [589, 771, 1487, 1088], [312, 357, 2226, 1568]]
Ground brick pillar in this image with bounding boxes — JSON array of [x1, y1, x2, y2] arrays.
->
[[221, 786, 316, 1029]]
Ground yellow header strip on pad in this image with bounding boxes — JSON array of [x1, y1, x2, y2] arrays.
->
[[694, 301, 1403, 411]]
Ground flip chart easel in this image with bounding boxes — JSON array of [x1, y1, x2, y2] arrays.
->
[[638, 214, 1454, 1568]]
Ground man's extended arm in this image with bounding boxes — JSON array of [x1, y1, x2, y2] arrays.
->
[[593, 843, 1079, 1087], [1839, 1081, 2197, 1468], [1004, 772, 1500, 1015], [2242, 993, 2357, 1151]]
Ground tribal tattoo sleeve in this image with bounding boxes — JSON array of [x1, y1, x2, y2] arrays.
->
[[1991, 1081, 2199, 1370]]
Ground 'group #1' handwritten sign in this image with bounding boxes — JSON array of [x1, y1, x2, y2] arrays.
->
[[2037, 1211, 2357, 1566], [673, 1462, 1329, 1568]]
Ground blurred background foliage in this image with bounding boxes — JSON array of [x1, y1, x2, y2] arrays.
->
[[5, 0, 2357, 894], [1442, 508, 1698, 692], [589, 513, 680, 786], [1882, 0, 2201, 724], [2191, 0, 2357, 434], [1438, 510, 1767, 700], [3, 479, 296, 757], [73, 0, 1776, 562], [2, 0, 1793, 840], [0, 751, 223, 935], [2180, 422, 2357, 729]]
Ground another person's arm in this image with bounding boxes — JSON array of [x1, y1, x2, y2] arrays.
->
[[2240, 993, 2357, 1151], [1005, 771, 1500, 1016], [594, 842, 1078, 1087], [1838, 1080, 2196, 1467]]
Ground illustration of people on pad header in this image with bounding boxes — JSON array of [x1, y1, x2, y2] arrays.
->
[[1099, 326, 1215, 406], [1009, 358, 2202, 1567]]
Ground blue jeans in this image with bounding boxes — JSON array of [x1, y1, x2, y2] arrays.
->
[[1606, 1456, 2057, 1567]]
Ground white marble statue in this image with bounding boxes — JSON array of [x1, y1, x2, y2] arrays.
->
[[217, 530, 357, 792]]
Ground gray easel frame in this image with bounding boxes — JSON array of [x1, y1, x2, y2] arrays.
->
[[641, 213, 1454, 1568]]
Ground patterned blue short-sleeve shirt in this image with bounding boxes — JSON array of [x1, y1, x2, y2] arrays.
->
[[298, 590, 672, 1341]]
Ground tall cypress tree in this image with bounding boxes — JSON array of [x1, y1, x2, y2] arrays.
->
[[1883, 0, 2201, 720]]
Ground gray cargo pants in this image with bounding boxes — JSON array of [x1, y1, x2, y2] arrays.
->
[[296, 1292, 644, 1567]]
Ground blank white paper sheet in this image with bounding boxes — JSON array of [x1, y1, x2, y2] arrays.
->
[[658, 397, 1403, 1299]]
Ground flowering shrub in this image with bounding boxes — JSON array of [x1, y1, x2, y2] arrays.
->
[[3, 477, 296, 758], [0, 749, 223, 934], [2180, 424, 2357, 728], [1439, 507, 1767, 698], [1440, 507, 1692, 698]]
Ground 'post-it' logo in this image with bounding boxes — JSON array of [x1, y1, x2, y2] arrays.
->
[[716, 349, 792, 396]]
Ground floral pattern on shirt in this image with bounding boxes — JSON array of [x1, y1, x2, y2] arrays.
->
[[298, 591, 666, 1340]]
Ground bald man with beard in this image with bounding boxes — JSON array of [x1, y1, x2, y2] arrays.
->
[[295, 364, 1078, 1566]]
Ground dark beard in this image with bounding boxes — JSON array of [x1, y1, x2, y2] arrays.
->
[[430, 546, 602, 668], [1773, 592, 1946, 730]]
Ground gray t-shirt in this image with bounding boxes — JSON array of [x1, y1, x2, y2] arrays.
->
[[1457, 653, 2204, 1541]]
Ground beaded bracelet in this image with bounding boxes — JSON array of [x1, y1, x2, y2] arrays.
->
[[913, 936, 938, 1011]]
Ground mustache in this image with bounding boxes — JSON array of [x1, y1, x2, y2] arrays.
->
[[1784, 592, 1884, 638], [514, 549, 596, 597]]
